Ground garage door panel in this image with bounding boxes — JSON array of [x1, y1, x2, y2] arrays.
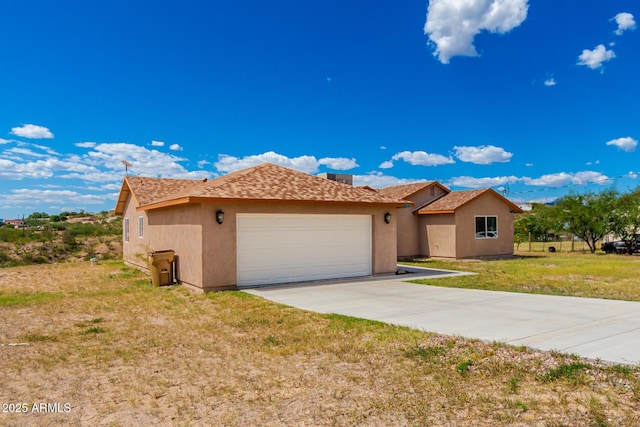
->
[[236, 214, 371, 287]]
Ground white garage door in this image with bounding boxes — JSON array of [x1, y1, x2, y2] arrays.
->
[[236, 214, 372, 288]]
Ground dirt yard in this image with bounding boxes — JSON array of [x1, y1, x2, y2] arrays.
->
[[1, 262, 639, 426]]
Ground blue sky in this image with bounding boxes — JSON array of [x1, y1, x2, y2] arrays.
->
[[1, 0, 638, 218]]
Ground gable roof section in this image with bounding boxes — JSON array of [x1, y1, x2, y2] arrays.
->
[[378, 181, 450, 200], [116, 163, 411, 213], [114, 176, 202, 215], [417, 188, 523, 214]]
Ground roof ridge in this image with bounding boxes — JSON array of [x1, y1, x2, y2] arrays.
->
[[122, 162, 414, 210]]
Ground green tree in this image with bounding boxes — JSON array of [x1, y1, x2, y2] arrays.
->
[[547, 189, 618, 253], [609, 188, 640, 254], [27, 211, 49, 219]]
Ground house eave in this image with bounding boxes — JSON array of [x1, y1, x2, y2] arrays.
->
[[137, 197, 412, 211], [418, 209, 455, 215]]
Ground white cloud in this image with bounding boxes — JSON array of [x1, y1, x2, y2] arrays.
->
[[4, 147, 49, 158], [151, 140, 165, 147], [214, 151, 357, 174], [544, 78, 556, 86], [59, 171, 128, 183], [0, 154, 100, 180], [84, 142, 193, 179], [525, 163, 533, 167], [197, 159, 210, 168], [577, 44, 615, 70], [606, 136, 637, 153], [613, 12, 636, 36], [318, 157, 358, 170], [215, 151, 321, 174], [380, 146, 387, 150], [31, 144, 60, 156], [0, 138, 15, 145], [0, 159, 55, 180], [453, 145, 512, 164], [391, 150, 455, 166], [2, 188, 111, 207], [522, 171, 611, 187], [625, 171, 638, 179], [448, 175, 519, 188], [100, 183, 122, 191], [424, 0, 529, 64], [448, 170, 613, 189], [379, 161, 394, 169], [0, 141, 206, 183], [75, 142, 97, 148], [354, 172, 426, 189], [169, 143, 183, 151], [10, 124, 54, 139]]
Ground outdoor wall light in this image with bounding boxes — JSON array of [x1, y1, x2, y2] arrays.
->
[[216, 210, 224, 225], [384, 212, 391, 224]]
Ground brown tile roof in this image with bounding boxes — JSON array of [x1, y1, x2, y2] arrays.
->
[[116, 163, 410, 213], [114, 176, 202, 215], [126, 176, 202, 206], [378, 181, 451, 199], [417, 188, 523, 214]]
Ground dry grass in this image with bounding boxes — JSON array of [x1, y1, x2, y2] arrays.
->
[[1, 262, 639, 426]]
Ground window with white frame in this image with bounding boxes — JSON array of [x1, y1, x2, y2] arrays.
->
[[138, 216, 144, 238], [124, 217, 130, 243], [475, 216, 498, 239]]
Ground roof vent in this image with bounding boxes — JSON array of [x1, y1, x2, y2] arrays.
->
[[318, 172, 353, 186]]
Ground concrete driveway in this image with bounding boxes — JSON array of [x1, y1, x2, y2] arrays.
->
[[246, 269, 640, 365]]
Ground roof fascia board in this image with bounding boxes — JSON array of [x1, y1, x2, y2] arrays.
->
[[138, 197, 413, 211], [418, 210, 455, 215]]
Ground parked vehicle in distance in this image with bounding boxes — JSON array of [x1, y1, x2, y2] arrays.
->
[[601, 239, 640, 254], [601, 241, 627, 254]]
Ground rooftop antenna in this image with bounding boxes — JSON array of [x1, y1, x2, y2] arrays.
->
[[121, 160, 132, 176]]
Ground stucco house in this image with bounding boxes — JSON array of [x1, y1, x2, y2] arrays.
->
[[114, 163, 408, 292], [379, 182, 523, 259]]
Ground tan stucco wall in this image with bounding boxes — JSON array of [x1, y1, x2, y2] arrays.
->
[[122, 198, 205, 290], [197, 201, 398, 291], [411, 185, 448, 208], [421, 214, 456, 258], [121, 196, 152, 269], [454, 192, 516, 258], [396, 185, 450, 258], [396, 206, 419, 257], [122, 197, 398, 292]]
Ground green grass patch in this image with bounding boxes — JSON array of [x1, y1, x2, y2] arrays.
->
[[0, 291, 66, 307], [404, 345, 445, 363], [403, 253, 640, 301], [507, 376, 521, 394], [263, 334, 282, 346], [540, 362, 590, 384], [24, 333, 59, 342], [79, 327, 107, 335], [455, 359, 473, 375], [327, 313, 387, 330]]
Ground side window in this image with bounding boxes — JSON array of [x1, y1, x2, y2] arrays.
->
[[138, 216, 144, 238], [475, 216, 498, 239], [124, 217, 130, 243]]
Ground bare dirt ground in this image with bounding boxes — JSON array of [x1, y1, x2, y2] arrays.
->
[[1, 262, 639, 426]]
